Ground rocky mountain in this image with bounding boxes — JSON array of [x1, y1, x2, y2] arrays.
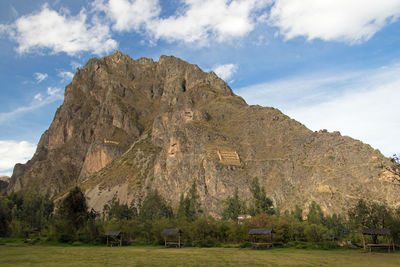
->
[[8, 52, 400, 216]]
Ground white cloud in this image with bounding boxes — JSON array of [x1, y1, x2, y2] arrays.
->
[[70, 61, 82, 70], [213, 63, 238, 81], [93, 0, 400, 45], [8, 4, 117, 55], [237, 71, 359, 109], [0, 87, 63, 124], [33, 93, 43, 101], [34, 72, 48, 83], [58, 71, 74, 83], [0, 140, 36, 176], [3, 0, 399, 52], [0, 24, 10, 35], [47, 87, 62, 96], [268, 0, 400, 43], [94, 0, 161, 32], [236, 64, 400, 156], [149, 0, 265, 43], [96, 0, 271, 44]]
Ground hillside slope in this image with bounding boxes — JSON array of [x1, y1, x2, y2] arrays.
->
[[8, 52, 400, 216]]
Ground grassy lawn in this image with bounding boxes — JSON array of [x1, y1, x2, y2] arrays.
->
[[0, 244, 399, 266]]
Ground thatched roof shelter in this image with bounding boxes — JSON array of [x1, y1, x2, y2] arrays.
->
[[105, 230, 122, 237], [23, 228, 40, 234], [105, 230, 123, 246], [248, 228, 274, 249], [161, 229, 182, 248], [362, 229, 391, 236], [361, 228, 395, 252], [248, 228, 274, 235], [161, 229, 182, 236], [23, 228, 41, 240]]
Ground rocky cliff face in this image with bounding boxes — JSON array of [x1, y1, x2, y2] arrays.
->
[[8, 52, 400, 216]]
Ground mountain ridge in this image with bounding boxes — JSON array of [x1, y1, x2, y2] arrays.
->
[[8, 51, 400, 216]]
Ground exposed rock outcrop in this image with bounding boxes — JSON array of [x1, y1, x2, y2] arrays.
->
[[8, 52, 400, 216]]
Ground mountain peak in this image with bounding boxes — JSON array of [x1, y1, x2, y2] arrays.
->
[[8, 52, 400, 216]]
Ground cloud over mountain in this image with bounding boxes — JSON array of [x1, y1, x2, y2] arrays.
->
[[0, 140, 36, 176], [2, 0, 400, 55], [268, 0, 400, 43], [237, 63, 400, 156], [4, 4, 117, 55], [213, 63, 238, 81]]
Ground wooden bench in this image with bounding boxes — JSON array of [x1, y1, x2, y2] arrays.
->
[[252, 243, 273, 249], [366, 243, 393, 253], [110, 240, 122, 247], [165, 241, 181, 248]]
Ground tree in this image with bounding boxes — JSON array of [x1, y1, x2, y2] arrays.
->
[[177, 193, 186, 220], [348, 199, 392, 229], [186, 179, 202, 221], [192, 216, 218, 242], [222, 187, 246, 221], [103, 194, 137, 221], [249, 177, 274, 215], [348, 199, 393, 244], [51, 187, 90, 242], [139, 190, 173, 220], [250, 213, 272, 228], [177, 179, 202, 222], [307, 201, 325, 225], [57, 187, 89, 230], [291, 205, 303, 222], [0, 197, 12, 237], [324, 213, 346, 240], [304, 223, 329, 243], [388, 207, 400, 243], [12, 192, 54, 230], [391, 154, 400, 164]]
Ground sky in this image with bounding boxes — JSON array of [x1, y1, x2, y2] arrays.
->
[[1, 0, 400, 176]]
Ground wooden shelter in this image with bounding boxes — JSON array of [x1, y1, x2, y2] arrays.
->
[[105, 230, 123, 247], [248, 228, 274, 249], [161, 229, 182, 248], [23, 228, 40, 241], [361, 229, 395, 252]]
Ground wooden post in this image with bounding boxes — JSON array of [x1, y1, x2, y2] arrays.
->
[[107, 236, 109, 247], [164, 237, 167, 247], [361, 233, 366, 251], [179, 234, 181, 248], [392, 237, 395, 252], [120, 233, 122, 246], [271, 233, 273, 245]]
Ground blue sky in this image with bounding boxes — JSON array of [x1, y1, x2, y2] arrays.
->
[[1, 0, 400, 176]]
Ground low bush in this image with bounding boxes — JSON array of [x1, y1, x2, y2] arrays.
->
[[239, 241, 252, 248]]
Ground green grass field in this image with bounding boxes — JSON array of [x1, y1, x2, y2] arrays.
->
[[0, 244, 399, 266]]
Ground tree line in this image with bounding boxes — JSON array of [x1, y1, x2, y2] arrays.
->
[[1, 177, 400, 248]]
